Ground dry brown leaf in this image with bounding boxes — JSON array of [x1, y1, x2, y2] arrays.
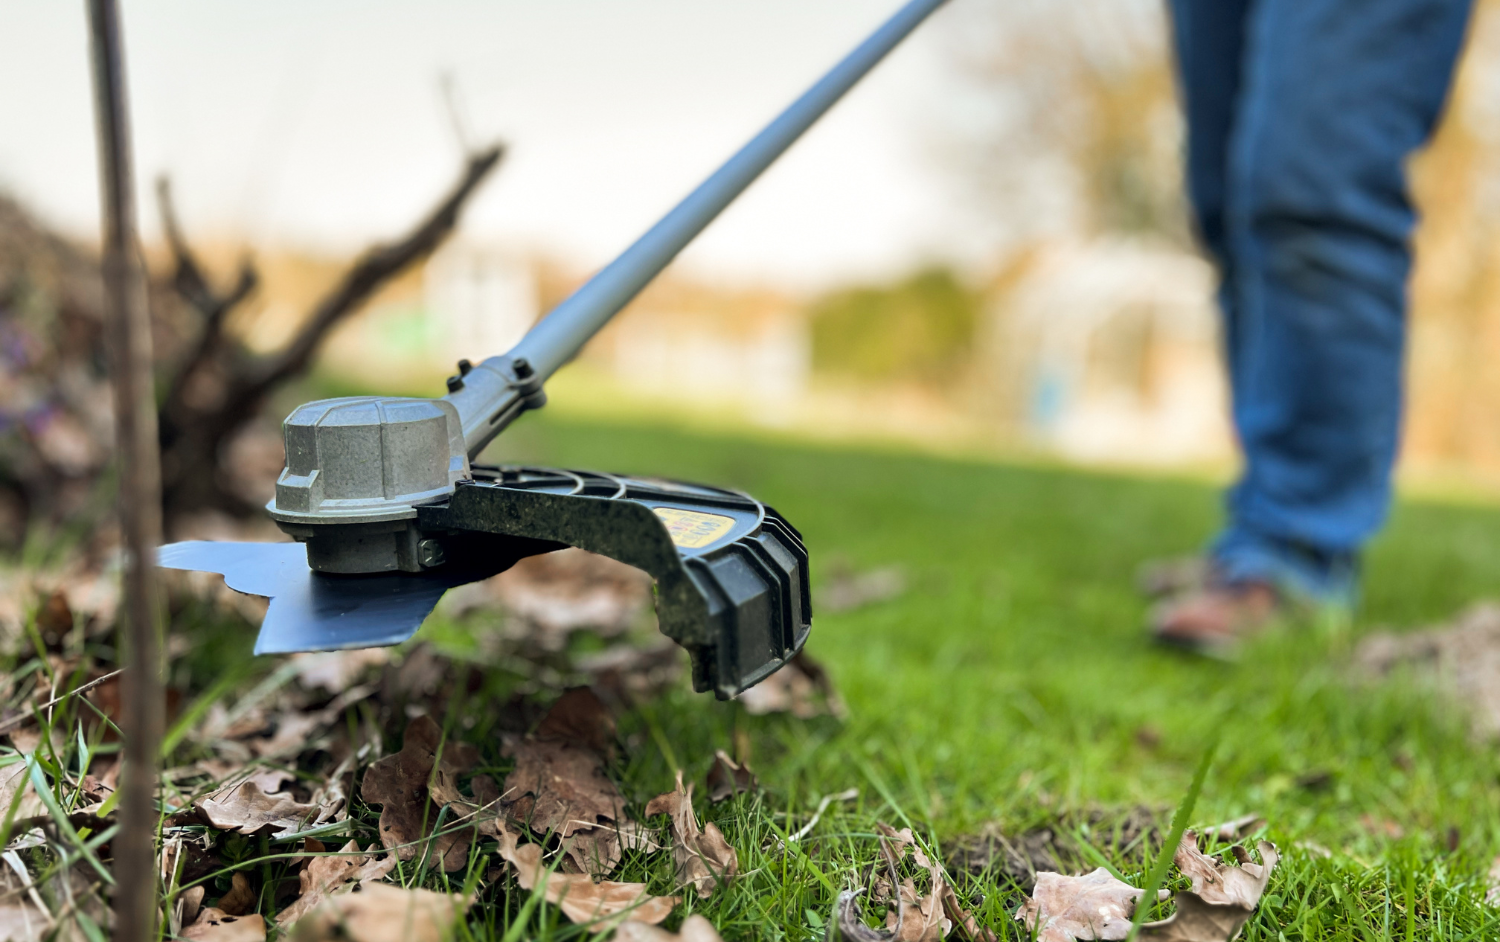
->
[[872, 825, 993, 942], [500, 833, 677, 928], [0, 902, 49, 942], [1135, 894, 1255, 942], [948, 823, 1065, 893], [1207, 815, 1264, 843], [428, 738, 481, 809], [1015, 869, 1164, 942], [938, 880, 997, 942], [360, 716, 471, 871], [443, 548, 651, 650], [536, 687, 617, 756], [288, 882, 470, 942], [178, 885, 206, 929], [503, 735, 628, 875], [575, 641, 685, 706], [228, 768, 296, 796], [816, 563, 906, 614], [308, 756, 355, 826], [645, 771, 739, 898], [249, 711, 331, 760], [291, 650, 390, 693], [4, 726, 50, 757], [195, 781, 319, 839], [0, 762, 47, 823], [217, 872, 258, 916], [1134, 840, 1279, 942], [885, 877, 950, 941], [502, 690, 634, 876], [1354, 602, 1500, 735], [501, 736, 617, 826], [1171, 833, 1278, 909], [733, 651, 846, 719], [276, 840, 397, 927], [874, 822, 916, 876], [494, 549, 652, 649], [705, 751, 756, 803], [182, 907, 267, 941], [613, 914, 725, 941]]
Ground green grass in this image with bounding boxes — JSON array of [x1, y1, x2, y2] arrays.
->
[[14, 411, 1500, 940], [480, 413, 1500, 939]]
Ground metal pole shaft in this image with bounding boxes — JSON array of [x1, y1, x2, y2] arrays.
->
[[86, 2, 163, 940], [503, 0, 949, 383]]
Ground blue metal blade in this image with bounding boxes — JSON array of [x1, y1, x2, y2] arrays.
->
[[156, 541, 494, 655]]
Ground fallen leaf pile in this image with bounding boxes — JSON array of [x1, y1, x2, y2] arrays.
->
[[497, 823, 678, 928], [274, 839, 397, 926], [486, 689, 759, 928], [194, 781, 323, 840], [286, 883, 471, 942], [501, 688, 643, 876], [444, 547, 654, 651], [437, 547, 695, 706], [705, 750, 756, 803], [1014, 831, 1278, 942], [1355, 601, 1500, 735], [645, 772, 741, 898], [362, 715, 483, 871], [815, 560, 906, 614], [950, 806, 1165, 891], [613, 914, 727, 941], [1016, 870, 1161, 942], [182, 907, 267, 941], [831, 822, 992, 942], [734, 650, 847, 719]]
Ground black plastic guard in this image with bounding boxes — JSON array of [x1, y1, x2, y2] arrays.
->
[[418, 466, 812, 699]]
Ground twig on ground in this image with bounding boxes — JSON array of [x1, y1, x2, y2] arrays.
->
[[0, 670, 124, 736], [791, 788, 859, 843]]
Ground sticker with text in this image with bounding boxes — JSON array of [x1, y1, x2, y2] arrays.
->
[[652, 506, 737, 549]]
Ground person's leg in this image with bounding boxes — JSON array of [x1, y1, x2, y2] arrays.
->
[[1165, 0, 1253, 276], [1150, 0, 1271, 643], [1215, 0, 1473, 600]]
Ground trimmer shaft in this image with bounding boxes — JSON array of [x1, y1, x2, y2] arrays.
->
[[157, 0, 949, 696]]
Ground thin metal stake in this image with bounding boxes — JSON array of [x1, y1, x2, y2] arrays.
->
[[85, 1, 164, 939]]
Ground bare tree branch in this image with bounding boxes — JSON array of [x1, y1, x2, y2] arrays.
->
[[155, 143, 505, 525], [156, 176, 259, 407], [239, 143, 504, 404]]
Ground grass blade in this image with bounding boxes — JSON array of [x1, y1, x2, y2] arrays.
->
[[1127, 737, 1218, 940]]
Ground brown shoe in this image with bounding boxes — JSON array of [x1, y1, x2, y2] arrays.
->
[[1149, 580, 1280, 655]]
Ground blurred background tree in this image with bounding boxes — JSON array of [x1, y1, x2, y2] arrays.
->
[[808, 267, 981, 390]]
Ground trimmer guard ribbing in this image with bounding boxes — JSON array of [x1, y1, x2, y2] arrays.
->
[[428, 466, 812, 698]]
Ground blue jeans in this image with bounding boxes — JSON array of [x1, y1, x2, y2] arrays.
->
[[1167, 0, 1473, 600]]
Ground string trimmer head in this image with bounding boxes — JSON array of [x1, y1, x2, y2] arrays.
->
[[159, 0, 947, 698]]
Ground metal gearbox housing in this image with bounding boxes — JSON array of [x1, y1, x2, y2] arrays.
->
[[266, 396, 471, 573]]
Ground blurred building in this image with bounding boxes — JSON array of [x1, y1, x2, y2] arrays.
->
[[424, 242, 540, 368], [595, 278, 810, 424], [981, 238, 1232, 465]]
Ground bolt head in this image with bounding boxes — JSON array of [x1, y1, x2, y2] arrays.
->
[[417, 538, 446, 568]]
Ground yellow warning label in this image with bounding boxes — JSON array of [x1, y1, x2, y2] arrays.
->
[[653, 507, 737, 549]]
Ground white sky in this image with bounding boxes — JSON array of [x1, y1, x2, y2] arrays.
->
[[0, 0, 997, 289]]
